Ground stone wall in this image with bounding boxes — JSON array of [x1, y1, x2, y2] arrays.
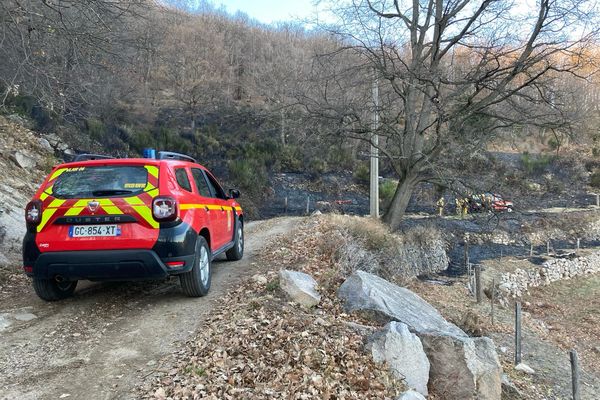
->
[[498, 251, 600, 299]]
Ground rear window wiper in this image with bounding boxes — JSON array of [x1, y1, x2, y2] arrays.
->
[[92, 189, 134, 196]]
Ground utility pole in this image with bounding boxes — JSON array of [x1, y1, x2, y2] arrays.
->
[[370, 72, 379, 219]]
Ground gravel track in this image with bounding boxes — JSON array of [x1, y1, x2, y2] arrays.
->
[[0, 217, 299, 400]]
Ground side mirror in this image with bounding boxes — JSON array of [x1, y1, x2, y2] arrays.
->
[[228, 189, 240, 199]]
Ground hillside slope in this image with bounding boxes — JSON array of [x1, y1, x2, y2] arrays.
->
[[0, 115, 57, 272]]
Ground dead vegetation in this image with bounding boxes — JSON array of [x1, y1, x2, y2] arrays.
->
[[139, 269, 405, 400], [136, 213, 600, 399], [138, 214, 453, 399], [522, 274, 600, 374], [264, 214, 448, 287]]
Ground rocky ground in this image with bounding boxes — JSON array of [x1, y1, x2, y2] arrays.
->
[[0, 115, 56, 270], [0, 218, 298, 400]]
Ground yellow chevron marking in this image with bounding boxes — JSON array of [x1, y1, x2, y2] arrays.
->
[[124, 196, 144, 205], [71, 198, 115, 208], [40, 185, 54, 201], [147, 189, 159, 198], [145, 165, 159, 179], [48, 199, 66, 208], [49, 168, 66, 181], [73, 199, 86, 207], [64, 207, 84, 216], [37, 208, 57, 232], [133, 205, 159, 228], [102, 206, 123, 215]]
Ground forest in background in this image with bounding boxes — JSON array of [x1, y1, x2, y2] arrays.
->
[[2, 0, 600, 220], [0, 0, 356, 201]]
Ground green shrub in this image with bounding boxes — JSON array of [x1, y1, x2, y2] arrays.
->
[[521, 152, 554, 175], [279, 145, 303, 172], [353, 163, 369, 183], [130, 129, 155, 152], [327, 146, 355, 171], [6, 94, 35, 117], [85, 118, 107, 141], [228, 158, 268, 196], [307, 158, 328, 178], [547, 137, 560, 151], [590, 170, 600, 188], [379, 179, 397, 209], [592, 147, 600, 157]]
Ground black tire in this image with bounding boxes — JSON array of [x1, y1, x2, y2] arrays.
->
[[32, 278, 77, 301], [180, 236, 212, 297], [226, 220, 244, 261]]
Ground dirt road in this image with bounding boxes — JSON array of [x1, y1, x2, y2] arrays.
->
[[0, 218, 298, 400]]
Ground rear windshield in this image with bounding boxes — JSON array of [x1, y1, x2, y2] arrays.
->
[[51, 166, 149, 199]]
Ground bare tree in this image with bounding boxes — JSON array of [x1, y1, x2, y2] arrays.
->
[[303, 0, 599, 229]]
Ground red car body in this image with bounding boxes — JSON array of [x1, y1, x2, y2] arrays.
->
[[23, 152, 243, 300]]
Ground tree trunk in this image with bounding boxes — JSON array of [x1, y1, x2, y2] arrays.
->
[[382, 175, 417, 230]]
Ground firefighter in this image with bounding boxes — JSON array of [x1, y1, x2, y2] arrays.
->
[[484, 194, 492, 211], [462, 197, 469, 217], [437, 197, 445, 216]]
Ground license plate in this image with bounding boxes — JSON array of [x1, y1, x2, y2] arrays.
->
[[69, 225, 121, 237]]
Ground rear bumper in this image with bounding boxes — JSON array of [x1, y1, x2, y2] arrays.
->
[[27, 250, 194, 281]]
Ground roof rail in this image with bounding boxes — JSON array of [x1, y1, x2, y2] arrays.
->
[[73, 154, 114, 162], [157, 151, 196, 163]]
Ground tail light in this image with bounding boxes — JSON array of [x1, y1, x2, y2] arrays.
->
[[152, 196, 178, 222], [166, 261, 185, 268], [25, 200, 42, 226]]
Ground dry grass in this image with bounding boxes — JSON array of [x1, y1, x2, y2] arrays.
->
[[139, 262, 405, 399], [522, 274, 600, 374], [266, 214, 449, 288]]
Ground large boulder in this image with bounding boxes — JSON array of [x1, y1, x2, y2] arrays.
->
[[338, 271, 502, 400], [367, 321, 430, 396], [396, 390, 426, 400], [10, 151, 36, 169], [338, 270, 466, 337], [279, 270, 321, 308], [421, 334, 502, 400]]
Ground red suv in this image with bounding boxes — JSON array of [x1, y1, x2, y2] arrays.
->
[[22, 151, 244, 301]]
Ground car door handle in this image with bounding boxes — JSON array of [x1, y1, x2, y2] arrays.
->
[[204, 206, 209, 212], [221, 206, 225, 211]]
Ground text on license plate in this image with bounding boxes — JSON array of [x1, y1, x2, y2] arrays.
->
[[69, 225, 121, 237]]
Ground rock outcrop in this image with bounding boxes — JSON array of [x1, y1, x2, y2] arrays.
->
[[338, 270, 466, 337], [0, 115, 57, 268], [279, 270, 321, 307], [367, 321, 430, 396], [420, 333, 501, 399], [10, 151, 37, 169], [396, 390, 426, 400], [338, 270, 502, 400]]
